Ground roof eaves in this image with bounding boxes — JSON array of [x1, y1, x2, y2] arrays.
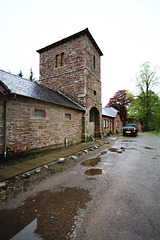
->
[[0, 80, 10, 94], [58, 91, 86, 112], [37, 28, 103, 56]]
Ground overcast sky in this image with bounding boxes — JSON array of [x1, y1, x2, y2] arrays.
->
[[1, 0, 160, 106]]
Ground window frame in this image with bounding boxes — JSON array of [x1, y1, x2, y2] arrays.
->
[[34, 109, 45, 118], [65, 113, 71, 120]]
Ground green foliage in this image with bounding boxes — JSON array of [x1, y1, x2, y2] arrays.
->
[[18, 70, 23, 78], [147, 131, 160, 137], [28, 68, 36, 82], [151, 99, 160, 132], [128, 62, 160, 132], [53, 167, 63, 173]]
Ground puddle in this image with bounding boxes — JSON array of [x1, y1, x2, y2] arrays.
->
[[11, 219, 40, 240], [100, 151, 107, 155], [103, 162, 113, 166], [87, 177, 96, 181], [81, 157, 101, 167], [108, 148, 123, 153], [144, 146, 154, 150], [0, 187, 91, 240], [85, 168, 102, 176], [120, 147, 125, 150], [120, 140, 137, 143], [123, 147, 137, 150]]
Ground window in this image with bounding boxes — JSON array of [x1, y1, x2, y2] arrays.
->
[[116, 120, 119, 128], [61, 52, 64, 66], [34, 109, 45, 118], [93, 55, 95, 69], [94, 90, 96, 96], [56, 52, 64, 68], [56, 54, 59, 68], [104, 119, 109, 128], [65, 113, 71, 120], [107, 119, 109, 128]]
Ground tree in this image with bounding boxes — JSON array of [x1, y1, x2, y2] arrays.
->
[[153, 99, 160, 132], [18, 70, 23, 78], [128, 62, 160, 131], [106, 90, 133, 125], [128, 90, 159, 131], [28, 68, 35, 82]]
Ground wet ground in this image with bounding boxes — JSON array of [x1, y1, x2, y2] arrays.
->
[[0, 133, 160, 239]]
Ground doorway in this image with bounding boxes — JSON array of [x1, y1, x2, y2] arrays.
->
[[89, 107, 100, 136]]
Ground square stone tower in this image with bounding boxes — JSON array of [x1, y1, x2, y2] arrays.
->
[[37, 28, 103, 140]]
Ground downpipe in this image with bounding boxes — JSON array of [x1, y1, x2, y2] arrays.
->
[[4, 100, 7, 158]]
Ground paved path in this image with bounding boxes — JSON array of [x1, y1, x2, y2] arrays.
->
[[0, 139, 109, 182]]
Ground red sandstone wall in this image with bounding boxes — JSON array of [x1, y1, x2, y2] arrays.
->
[[38, 34, 102, 137], [114, 114, 123, 133], [102, 114, 123, 135], [0, 99, 4, 154], [0, 96, 83, 154], [39, 34, 101, 110]]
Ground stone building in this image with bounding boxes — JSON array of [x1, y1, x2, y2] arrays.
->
[[102, 107, 123, 135], [37, 28, 103, 140], [0, 28, 103, 157], [0, 70, 85, 157]]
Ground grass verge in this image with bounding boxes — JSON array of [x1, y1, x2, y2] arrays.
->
[[146, 131, 160, 137]]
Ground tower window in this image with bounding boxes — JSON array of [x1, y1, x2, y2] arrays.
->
[[93, 55, 95, 69], [56, 54, 59, 68], [56, 53, 64, 68], [94, 90, 96, 96], [61, 52, 64, 66]]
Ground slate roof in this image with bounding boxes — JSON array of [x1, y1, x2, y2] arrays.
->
[[0, 70, 85, 111], [37, 28, 103, 56], [102, 107, 118, 118]]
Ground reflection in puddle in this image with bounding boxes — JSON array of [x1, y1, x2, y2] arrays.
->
[[120, 147, 125, 150], [11, 219, 40, 240], [108, 148, 123, 153], [85, 168, 102, 176], [120, 140, 137, 143], [81, 157, 101, 167], [103, 162, 113, 166], [0, 188, 91, 240], [101, 151, 107, 155], [144, 146, 154, 150]]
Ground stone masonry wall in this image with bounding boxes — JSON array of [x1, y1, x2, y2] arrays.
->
[[102, 114, 123, 135], [38, 33, 102, 137], [39, 34, 101, 110], [0, 96, 83, 155], [0, 99, 4, 155], [114, 114, 123, 133]]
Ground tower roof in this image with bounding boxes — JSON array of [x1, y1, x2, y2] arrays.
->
[[37, 28, 103, 56]]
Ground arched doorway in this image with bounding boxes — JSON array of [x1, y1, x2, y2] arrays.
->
[[89, 107, 100, 136]]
